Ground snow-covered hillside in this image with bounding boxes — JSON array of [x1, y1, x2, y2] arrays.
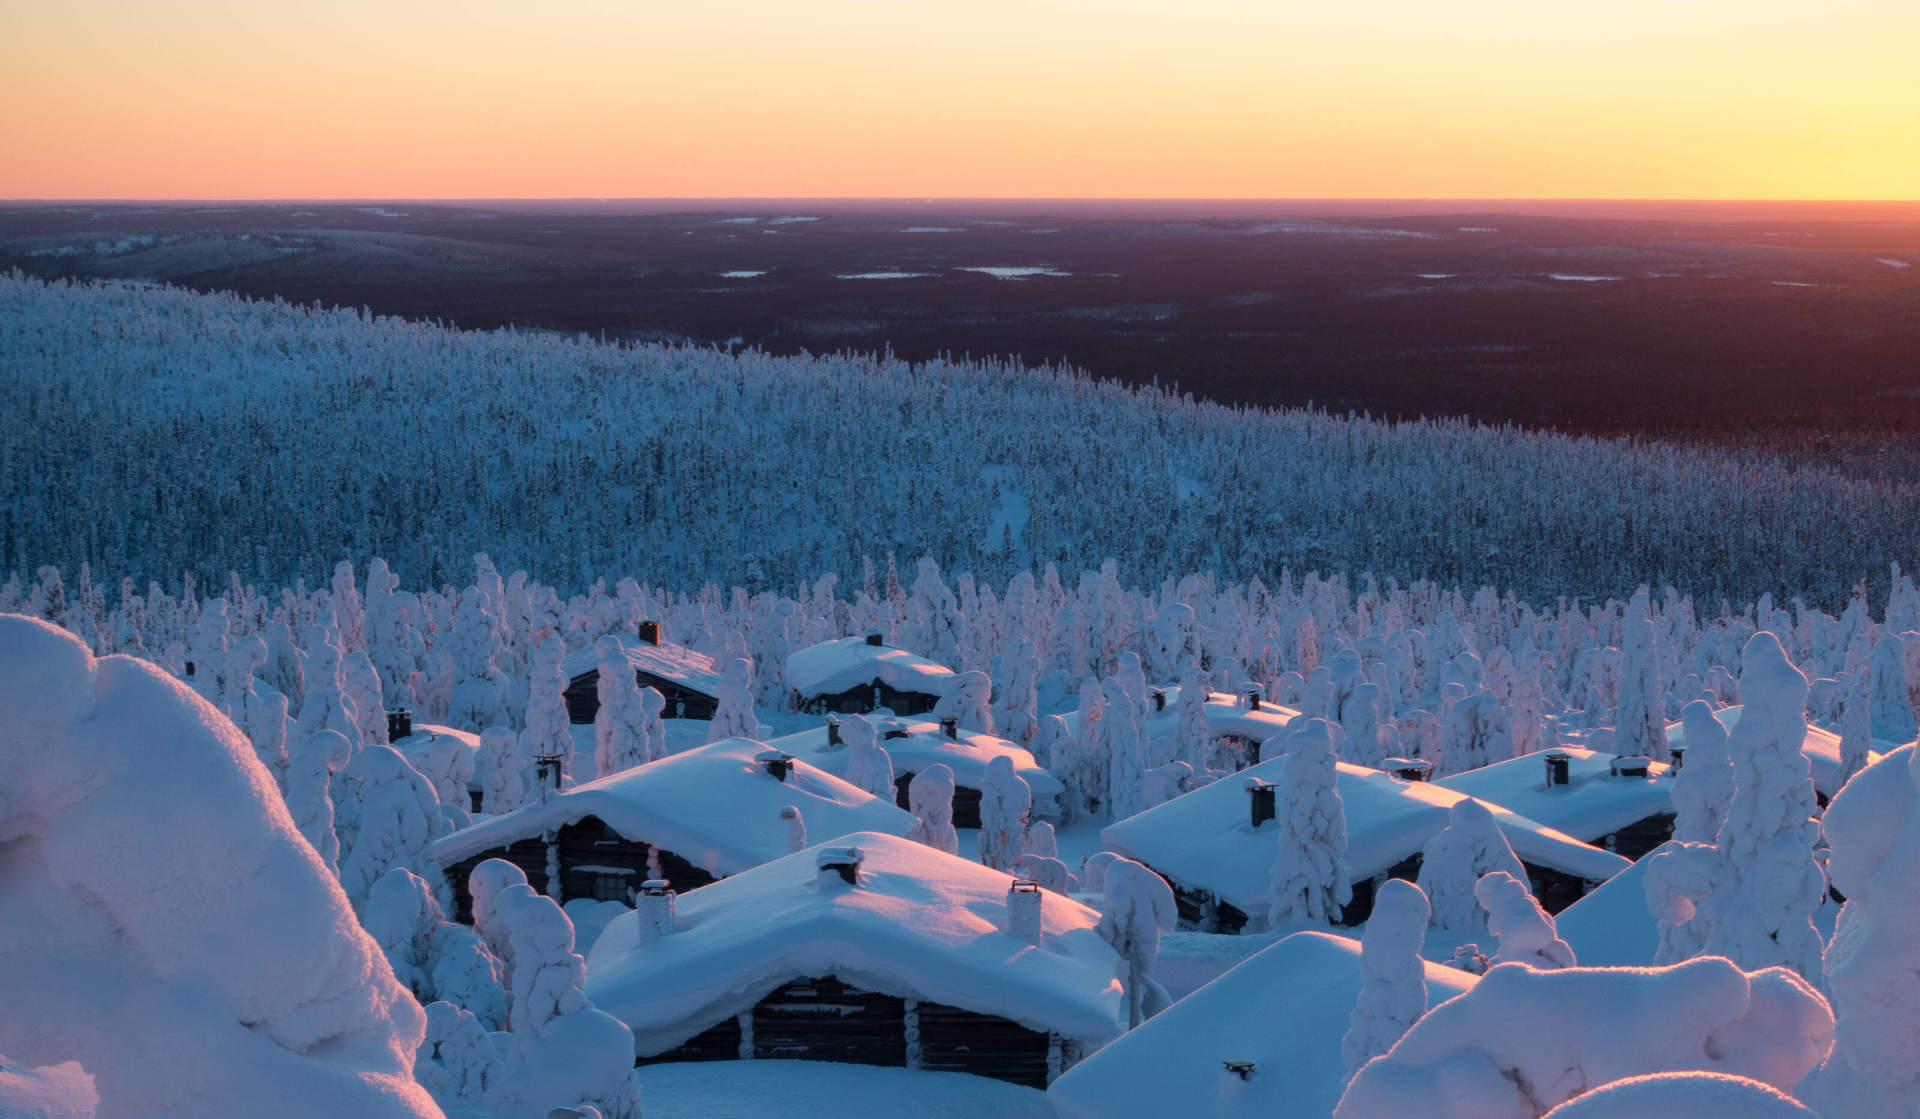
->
[[3, 273, 1914, 606]]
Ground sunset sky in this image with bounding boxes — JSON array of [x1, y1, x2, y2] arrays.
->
[[3, 0, 1915, 200]]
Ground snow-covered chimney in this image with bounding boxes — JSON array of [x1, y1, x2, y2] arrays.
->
[[825, 714, 843, 747], [386, 708, 413, 742], [816, 845, 864, 886], [757, 749, 795, 782], [1383, 757, 1432, 782], [939, 715, 959, 740], [184, 660, 196, 678], [1609, 755, 1652, 779], [1544, 750, 1572, 787], [882, 720, 910, 741], [533, 753, 566, 796], [1008, 880, 1043, 947], [1244, 684, 1263, 711], [638, 620, 661, 646], [1150, 689, 1167, 712], [1222, 1060, 1255, 1081], [864, 629, 885, 647], [637, 880, 676, 941], [1668, 743, 1687, 774], [1245, 777, 1277, 828]]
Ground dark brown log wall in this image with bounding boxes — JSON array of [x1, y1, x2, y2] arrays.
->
[[752, 976, 906, 1066], [893, 773, 986, 829], [799, 681, 942, 717], [915, 998, 1053, 1088], [565, 668, 719, 724], [442, 815, 717, 923]]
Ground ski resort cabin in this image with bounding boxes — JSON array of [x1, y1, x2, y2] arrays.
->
[[1666, 704, 1882, 806], [1436, 747, 1676, 860], [767, 718, 1065, 827], [1102, 756, 1629, 934], [560, 623, 723, 723], [1059, 685, 1301, 770], [787, 633, 955, 716], [1049, 931, 1477, 1119], [585, 832, 1127, 1088], [430, 738, 915, 922]]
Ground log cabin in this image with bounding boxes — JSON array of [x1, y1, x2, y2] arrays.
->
[[786, 633, 955, 716], [429, 737, 916, 922], [584, 832, 1128, 1088], [1437, 746, 1677, 861], [1102, 756, 1630, 934], [560, 621, 722, 724], [767, 718, 1065, 827], [1666, 704, 1884, 808], [1059, 685, 1302, 770]]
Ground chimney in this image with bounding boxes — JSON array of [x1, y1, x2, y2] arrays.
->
[[882, 721, 910, 741], [864, 629, 884, 647], [1244, 684, 1263, 711], [939, 715, 959, 740], [386, 708, 413, 742], [184, 660, 196, 678], [757, 750, 795, 782], [825, 714, 843, 747], [534, 753, 566, 796], [1543, 751, 1572, 787], [1150, 689, 1167, 712], [1609, 755, 1652, 779], [1222, 1060, 1256, 1081], [1668, 743, 1687, 773], [816, 845, 864, 886], [1008, 880, 1043, 947], [1384, 757, 1432, 782], [637, 880, 675, 941], [638, 620, 661, 646], [1245, 778, 1277, 828]]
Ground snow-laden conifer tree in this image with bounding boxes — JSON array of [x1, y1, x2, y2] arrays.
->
[[1341, 682, 1387, 768], [1804, 744, 1920, 1118], [416, 1001, 497, 1114], [1615, 590, 1671, 762], [468, 858, 530, 986], [1475, 870, 1575, 969], [907, 763, 960, 855], [1341, 877, 1431, 1075], [1143, 760, 1193, 808], [341, 650, 388, 750], [978, 755, 1031, 871], [992, 635, 1041, 747], [364, 559, 421, 713], [449, 593, 510, 731], [413, 650, 453, 725], [331, 559, 366, 653], [1673, 700, 1732, 844], [592, 637, 656, 778], [936, 669, 994, 734], [905, 557, 964, 668], [429, 921, 509, 1032], [1867, 633, 1917, 744], [518, 636, 572, 782], [480, 726, 530, 815], [1172, 667, 1213, 771], [1056, 678, 1108, 822], [1023, 819, 1059, 859], [840, 713, 897, 802], [1838, 668, 1873, 789], [1102, 676, 1148, 821], [287, 728, 353, 874], [1267, 718, 1351, 928], [226, 634, 290, 782], [707, 656, 760, 742], [1095, 857, 1178, 1029], [188, 596, 231, 708], [1436, 693, 1512, 777], [1416, 798, 1527, 946], [337, 746, 444, 914], [364, 866, 447, 1001]]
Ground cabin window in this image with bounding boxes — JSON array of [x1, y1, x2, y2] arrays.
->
[[592, 873, 631, 902]]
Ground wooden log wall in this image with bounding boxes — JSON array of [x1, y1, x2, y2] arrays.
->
[[801, 682, 943, 717], [564, 668, 719, 724], [893, 773, 986, 829], [443, 816, 717, 923]]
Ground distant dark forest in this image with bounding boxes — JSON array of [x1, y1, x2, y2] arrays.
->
[[4, 200, 1917, 480]]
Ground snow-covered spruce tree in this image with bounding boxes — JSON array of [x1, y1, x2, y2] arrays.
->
[[991, 635, 1040, 747], [480, 726, 530, 815], [337, 746, 445, 914], [331, 559, 366, 654], [1475, 870, 1576, 970], [227, 634, 290, 783], [1416, 798, 1527, 947], [1173, 667, 1214, 772], [840, 714, 897, 802], [935, 669, 994, 734], [1057, 678, 1108, 822], [1102, 675, 1149, 822], [1615, 590, 1671, 762], [906, 763, 960, 855], [1023, 819, 1059, 859], [1867, 632, 1918, 744], [449, 593, 510, 731], [905, 557, 964, 669], [429, 916, 510, 1034], [468, 858, 530, 987], [286, 728, 353, 874], [978, 755, 1032, 871], [1804, 744, 1920, 1117], [364, 559, 421, 714], [1341, 682, 1387, 768], [188, 595, 231, 709], [1267, 718, 1352, 929], [416, 1000, 498, 1115], [1095, 856, 1178, 1029], [1672, 699, 1732, 844], [707, 656, 760, 742], [295, 613, 358, 744], [364, 866, 447, 1001], [1436, 693, 1513, 777], [592, 638, 651, 778], [1143, 760, 1193, 808], [1341, 877, 1431, 1076], [520, 635, 572, 781], [341, 650, 389, 750], [1839, 668, 1873, 789], [487, 884, 643, 1119]]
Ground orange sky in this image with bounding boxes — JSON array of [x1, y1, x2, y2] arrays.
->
[[3, 0, 1916, 200]]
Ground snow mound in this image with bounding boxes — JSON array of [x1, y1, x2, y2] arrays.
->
[[0, 614, 437, 1118]]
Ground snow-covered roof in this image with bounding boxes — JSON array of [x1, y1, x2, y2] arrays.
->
[[766, 719, 1065, 805], [428, 738, 915, 875], [1059, 685, 1300, 744], [585, 831, 1127, 1054], [1048, 931, 1476, 1119], [1102, 757, 1630, 916], [559, 634, 722, 698], [784, 636, 955, 698], [1665, 705, 1879, 799], [1436, 747, 1674, 843], [1552, 853, 1660, 968]]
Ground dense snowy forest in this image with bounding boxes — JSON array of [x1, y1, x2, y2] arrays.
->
[[4, 272, 1916, 608]]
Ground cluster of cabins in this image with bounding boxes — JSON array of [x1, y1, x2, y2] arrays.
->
[[415, 621, 1869, 1095]]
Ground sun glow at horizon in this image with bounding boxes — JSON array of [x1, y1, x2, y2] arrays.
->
[[2, 0, 1915, 201]]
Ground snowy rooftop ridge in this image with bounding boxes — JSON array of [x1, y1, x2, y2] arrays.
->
[[1436, 746, 1673, 843], [785, 636, 956, 698], [767, 718, 1066, 805], [1666, 704, 1882, 799], [1048, 931, 1476, 1119], [428, 738, 915, 876], [1103, 755, 1630, 916], [585, 830, 1127, 1054], [558, 633, 722, 698], [1060, 685, 1301, 745]]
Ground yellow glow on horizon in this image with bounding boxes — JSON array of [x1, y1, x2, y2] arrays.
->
[[2, 0, 1916, 200]]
